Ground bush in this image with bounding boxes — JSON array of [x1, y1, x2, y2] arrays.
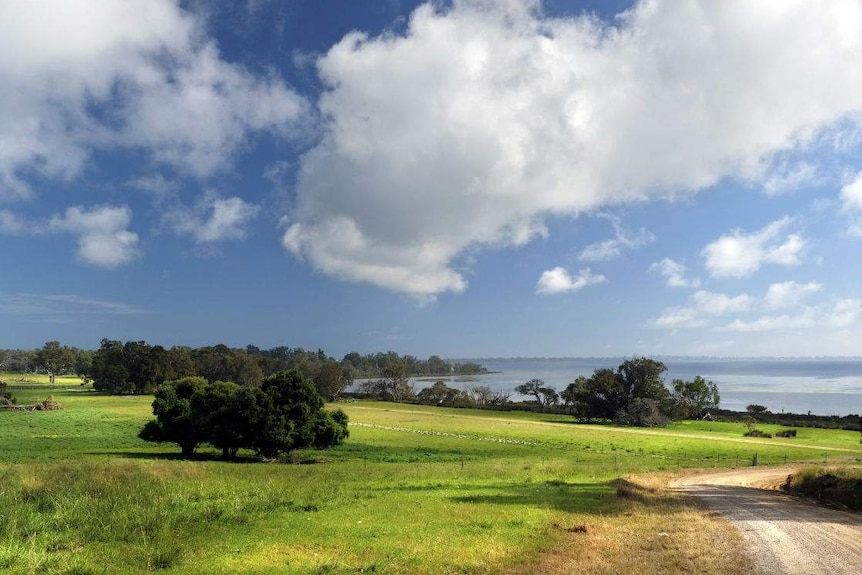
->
[[775, 429, 797, 438], [782, 467, 862, 510], [743, 429, 772, 438], [0, 380, 14, 405]]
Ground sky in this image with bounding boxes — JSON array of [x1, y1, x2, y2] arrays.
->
[[1, 0, 861, 358]]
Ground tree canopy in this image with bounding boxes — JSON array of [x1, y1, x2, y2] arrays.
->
[[34, 341, 75, 384], [515, 379, 559, 408], [139, 370, 349, 459], [561, 357, 719, 427]]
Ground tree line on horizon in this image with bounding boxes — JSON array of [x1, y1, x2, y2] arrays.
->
[[391, 357, 720, 427], [0, 341, 487, 401]]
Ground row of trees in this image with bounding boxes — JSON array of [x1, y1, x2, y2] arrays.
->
[[4, 341, 486, 405], [395, 358, 718, 427], [357, 357, 718, 427], [0, 343, 93, 384], [339, 351, 486, 378], [87, 340, 351, 399], [139, 370, 349, 459]]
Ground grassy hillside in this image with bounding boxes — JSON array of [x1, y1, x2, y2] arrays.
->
[[1, 384, 859, 574]]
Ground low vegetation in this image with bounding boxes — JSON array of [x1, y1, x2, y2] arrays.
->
[[2, 379, 860, 574], [0, 380, 14, 405], [782, 467, 862, 511]]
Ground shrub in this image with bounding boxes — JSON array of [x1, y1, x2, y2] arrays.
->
[[743, 429, 772, 438], [782, 467, 862, 510], [0, 380, 14, 405], [775, 429, 797, 438]]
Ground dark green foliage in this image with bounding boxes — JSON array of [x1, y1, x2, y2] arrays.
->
[[0, 380, 15, 405], [743, 429, 772, 438], [774, 429, 797, 438], [358, 360, 415, 402], [615, 398, 669, 427], [139, 376, 209, 455], [562, 358, 685, 426], [338, 350, 488, 378], [563, 369, 622, 420], [746, 404, 768, 414], [91, 339, 197, 394], [139, 370, 349, 459], [35, 341, 76, 384], [313, 361, 351, 401], [417, 380, 474, 407], [515, 379, 559, 408], [0, 348, 36, 372], [192, 345, 263, 386], [670, 376, 720, 419], [783, 471, 862, 511]]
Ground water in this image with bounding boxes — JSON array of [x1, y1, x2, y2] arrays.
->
[[418, 358, 862, 417]]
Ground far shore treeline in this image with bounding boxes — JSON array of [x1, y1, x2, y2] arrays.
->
[[0, 340, 487, 399], [2, 341, 859, 432]]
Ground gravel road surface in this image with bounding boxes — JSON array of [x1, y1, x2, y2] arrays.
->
[[672, 467, 862, 575]]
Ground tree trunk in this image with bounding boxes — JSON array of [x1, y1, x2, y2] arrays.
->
[[181, 443, 196, 456]]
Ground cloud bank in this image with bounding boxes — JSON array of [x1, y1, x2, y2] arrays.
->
[[0, 0, 306, 200], [284, 0, 862, 298]]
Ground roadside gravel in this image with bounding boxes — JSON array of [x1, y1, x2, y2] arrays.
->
[[672, 467, 862, 575]]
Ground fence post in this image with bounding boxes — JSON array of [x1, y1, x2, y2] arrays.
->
[[752, 453, 758, 467]]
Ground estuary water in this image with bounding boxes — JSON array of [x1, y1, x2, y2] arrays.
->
[[424, 358, 862, 417]]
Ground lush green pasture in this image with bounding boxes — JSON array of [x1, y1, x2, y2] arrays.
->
[[1, 389, 860, 574]]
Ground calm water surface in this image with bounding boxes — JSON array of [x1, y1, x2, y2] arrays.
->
[[422, 358, 862, 416]]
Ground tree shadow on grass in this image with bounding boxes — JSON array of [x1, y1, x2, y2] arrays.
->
[[87, 451, 256, 463], [327, 442, 481, 463], [448, 480, 619, 513]]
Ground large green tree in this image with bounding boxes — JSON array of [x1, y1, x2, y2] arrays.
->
[[313, 361, 350, 401], [35, 341, 75, 384], [140, 370, 349, 460], [670, 376, 720, 419], [515, 379, 559, 408], [562, 358, 676, 426], [139, 376, 209, 455]]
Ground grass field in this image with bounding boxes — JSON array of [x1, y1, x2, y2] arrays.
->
[[1, 379, 860, 574]]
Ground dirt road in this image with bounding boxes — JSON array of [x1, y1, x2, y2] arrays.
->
[[672, 467, 862, 574]]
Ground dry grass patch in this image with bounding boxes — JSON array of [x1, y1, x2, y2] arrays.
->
[[509, 475, 752, 575]]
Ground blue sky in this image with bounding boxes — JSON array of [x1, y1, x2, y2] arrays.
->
[[1, 0, 861, 358]]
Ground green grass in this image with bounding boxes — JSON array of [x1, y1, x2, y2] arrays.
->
[[1, 386, 860, 574]]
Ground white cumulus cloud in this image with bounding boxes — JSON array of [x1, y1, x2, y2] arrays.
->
[[285, 0, 862, 297], [764, 281, 822, 310], [49, 205, 140, 267], [655, 290, 753, 328], [0, 0, 307, 200], [536, 267, 605, 295], [840, 171, 862, 237], [578, 214, 654, 262], [164, 194, 260, 243], [701, 217, 806, 278], [726, 299, 862, 332], [650, 258, 700, 288]]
